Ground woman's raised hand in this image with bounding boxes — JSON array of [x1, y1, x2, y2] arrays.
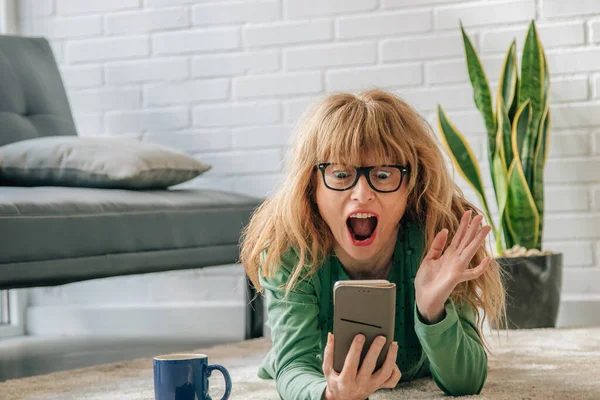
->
[[321, 333, 401, 400], [414, 209, 492, 323]]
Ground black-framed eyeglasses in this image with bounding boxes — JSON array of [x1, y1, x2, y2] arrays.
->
[[316, 163, 410, 193]]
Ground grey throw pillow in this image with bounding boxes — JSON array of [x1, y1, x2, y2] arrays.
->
[[0, 136, 211, 189]]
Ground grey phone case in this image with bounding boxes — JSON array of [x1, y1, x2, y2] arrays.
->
[[332, 280, 396, 373]]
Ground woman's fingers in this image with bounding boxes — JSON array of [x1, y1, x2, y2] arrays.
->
[[457, 214, 483, 252], [322, 332, 333, 376], [462, 256, 491, 282], [380, 365, 402, 389], [425, 229, 448, 261], [449, 210, 471, 249], [431, 211, 488, 262], [372, 341, 398, 386], [357, 336, 386, 380], [340, 334, 365, 381], [460, 225, 492, 263]]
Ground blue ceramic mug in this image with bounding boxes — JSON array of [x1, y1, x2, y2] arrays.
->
[[153, 353, 232, 400]]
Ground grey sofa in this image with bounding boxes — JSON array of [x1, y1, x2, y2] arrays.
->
[[0, 35, 264, 338]]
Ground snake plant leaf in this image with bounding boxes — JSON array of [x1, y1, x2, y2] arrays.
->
[[498, 40, 518, 118], [509, 76, 520, 123], [521, 113, 538, 189], [535, 49, 551, 171], [531, 104, 550, 249], [460, 22, 496, 150], [502, 102, 515, 170], [502, 204, 516, 249], [492, 99, 510, 254], [490, 91, 511, 218], [496, 90, 512, 171], [505, 155, 540, 250], [542, 41, 550, 106], [501, 41, 520, 128], [512, 100, 532, 167], [492, 157, 508, 252], [506, 97, 540, 249], [492, 151, 508, 253], [437, 105, 494, 227], [520, 21, 545, 146]]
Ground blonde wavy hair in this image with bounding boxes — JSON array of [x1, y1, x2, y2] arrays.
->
[[240, 88, 507, 349]]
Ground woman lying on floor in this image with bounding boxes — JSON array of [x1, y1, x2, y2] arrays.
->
[[240, 89, 506, 400]]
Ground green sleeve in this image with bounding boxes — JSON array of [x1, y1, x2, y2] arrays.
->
[[258, 250, 328, 400], [413, 298, 488, 396]]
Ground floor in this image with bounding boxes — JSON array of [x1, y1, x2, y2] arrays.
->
[[0, 335, 230, 382]]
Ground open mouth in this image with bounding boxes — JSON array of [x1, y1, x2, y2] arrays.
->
[[346, 215, 378, 242]]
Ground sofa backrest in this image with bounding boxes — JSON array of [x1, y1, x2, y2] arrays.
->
[[0, 35, 77, 147]]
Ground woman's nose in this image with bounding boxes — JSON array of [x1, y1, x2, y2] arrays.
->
[[351, 175, 375, 201]]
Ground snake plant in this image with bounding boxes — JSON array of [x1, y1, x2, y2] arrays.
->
[[437, 20, 550, 256]]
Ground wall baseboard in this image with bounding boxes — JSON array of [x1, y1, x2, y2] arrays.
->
[[26, 301, 247, 341], [25, 265, 249, 341], [557, 294, 600, 328]]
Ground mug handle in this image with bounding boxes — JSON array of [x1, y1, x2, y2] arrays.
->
[[207, 364, 232, 400]]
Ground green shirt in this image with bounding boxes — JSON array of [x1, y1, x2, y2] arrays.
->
[[257, 219, 487, 400]]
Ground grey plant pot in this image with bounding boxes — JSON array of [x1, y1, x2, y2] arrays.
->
[[492, 253, 563, 329]]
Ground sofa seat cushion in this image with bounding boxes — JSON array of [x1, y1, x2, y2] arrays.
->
[[0, 186, 262, 288]]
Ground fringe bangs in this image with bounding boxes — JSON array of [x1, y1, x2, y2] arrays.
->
[[314, 99, 410, 167]]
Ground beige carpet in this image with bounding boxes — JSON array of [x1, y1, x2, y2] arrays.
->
[[1, 327, 600, 400]]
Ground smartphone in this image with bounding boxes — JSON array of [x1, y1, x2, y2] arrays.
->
[[332, 280, 396, 373]]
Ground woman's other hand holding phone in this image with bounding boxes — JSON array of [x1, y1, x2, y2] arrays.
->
[[321, 333, 401, 400]]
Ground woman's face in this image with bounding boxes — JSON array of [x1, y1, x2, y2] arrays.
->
[[315, 158, 409, 263]]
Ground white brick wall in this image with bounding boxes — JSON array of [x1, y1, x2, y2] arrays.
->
[[16, 0, 600, 327], [326, 64, 422, 91], [336, 10, 432, 38], [56, 0, 140, 15], [144, 79, 229, 105], [67, 36, 150, 63], [286, 0, 377, 19], [105, 8, 190, 34], [480, 21, 585, 53], [543, 0, 600, 18], [234, 72, 322, 98], [105, 58, 189, 83], [192, 50, 280, 77], [20, 0, 53, 17], [26, 16, 103, 39], [434, 1, 536, 30], [381, 33, 466, 61], [285, 42, 377, 70], [191, 1, 281, 26], [153, 28, 240, 54], [244, 20, 332, 47], [192, 102, 281, 126], [69, 88, 141, 113], [61, 65, 103, 88]]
